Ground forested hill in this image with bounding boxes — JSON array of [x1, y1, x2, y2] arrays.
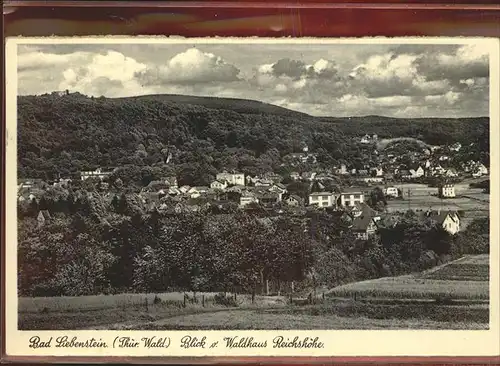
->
[[320, 115, 489, 147], [17, 93, 489, 183], [120, 94, 311, 118]]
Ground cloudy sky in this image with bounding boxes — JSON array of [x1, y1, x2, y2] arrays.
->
[[17, 42, 489, 118]]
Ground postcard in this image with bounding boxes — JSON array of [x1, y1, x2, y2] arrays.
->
[[4, 36, 500, 359]]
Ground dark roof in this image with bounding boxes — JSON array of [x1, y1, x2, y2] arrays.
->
[[377, 214, 401, 228], [341, 188, 364, 194], [259, 193, 279, 200], [287, 194, 304, 202], [351, 215, 375, 232], [420, 210, 459, 225]]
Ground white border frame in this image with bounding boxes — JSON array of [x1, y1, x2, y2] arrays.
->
[[4, 36, 500, 358]]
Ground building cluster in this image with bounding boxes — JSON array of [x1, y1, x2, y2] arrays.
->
[[18, 137, 484, 239], [349, 136, 488, 182]]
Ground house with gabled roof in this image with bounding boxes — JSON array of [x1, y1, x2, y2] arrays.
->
[[217, 171, 245, 186], [210, 179, 228, 190], [163, 176, 178, 188], [188, 186, 209, 198], [338, 188, 365, 207], [258, 192, 280, 207], [346, 203, 381, 240], [240, 191, 259, 207], [420, 210, 460, 235], [285, 194, 304, 207], [254, 179, 273, 187], [309, 192, 336, 208], [351, 215, 379, 240]]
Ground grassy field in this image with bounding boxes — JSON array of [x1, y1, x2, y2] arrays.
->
[[18, 292, 287, 313], [18, 255, 490, 330], [385, 185, 489, 229], [19, 292, 213, 313], [327, 255, 489, 301]]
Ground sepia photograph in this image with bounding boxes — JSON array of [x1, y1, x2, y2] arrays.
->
[[9, 38, 494, 335]]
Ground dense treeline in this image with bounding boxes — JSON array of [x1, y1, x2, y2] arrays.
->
[[321, 115, 490, 148], [18, 94, 489, 184], [18, 191, 489, 296]]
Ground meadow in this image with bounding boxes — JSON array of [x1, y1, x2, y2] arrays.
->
[[18, 255, 490, 330], [327, 254, 489, 301]]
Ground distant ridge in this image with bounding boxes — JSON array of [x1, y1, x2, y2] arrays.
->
[[116, 94, 312, 118]]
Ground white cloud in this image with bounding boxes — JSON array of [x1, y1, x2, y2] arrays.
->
[[59, 51, 148, 97], [16, 44, 490, 118], [18, 51, 88, 71], [137, 48, 241, 85]]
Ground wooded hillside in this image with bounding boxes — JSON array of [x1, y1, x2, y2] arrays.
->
[[18, 93, 489, 183]]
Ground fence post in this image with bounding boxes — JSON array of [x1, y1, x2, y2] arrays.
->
[[145, 297, 148, 312], [183, 294, 187, 308], [290, 293, 293, 306], [251, 289, 255, 304], [322, 292, 325, 301], [202, 295, 205, 308]]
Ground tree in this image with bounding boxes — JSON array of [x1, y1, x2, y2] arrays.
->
[[367, 187, 387, 211]]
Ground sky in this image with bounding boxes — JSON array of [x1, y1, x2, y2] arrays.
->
[[17, 42, 490, 118]]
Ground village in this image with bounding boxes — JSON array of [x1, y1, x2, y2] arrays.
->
[[17, 135, 489, 241]]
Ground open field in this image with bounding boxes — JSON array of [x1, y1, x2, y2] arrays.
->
[[327, 255, 490, 301], [18, 292, 284, 314], [18, 255, 490, 330], [326, 277, 488, 301], [383, 183, 489, 228]]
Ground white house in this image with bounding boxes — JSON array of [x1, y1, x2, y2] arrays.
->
[[473, 163, 489, 177], [308, 192, 336, 208], [216, 172, 245, 186], [424, 210, 460, 235], [337, 164, 348, 175], [168, 187, 181, 196], [246, 175, 259, 185], [240, 192, 259, 207], [384, 187, 399, 198], [164, 176, 178, 188], [412, 166, 425, 178], [210, 179, 228, 190], [339, 190, 365, 207], [360, 176, 384, 184], [268, 183, 287, 201], [438, 184, 456, 198], [188, 186, 209, 198], [370, 167, 384, 177], [254, 179, 273, 187], [450, 142, 462, 152], [360, 134, 371, 144], [80, 168, 113, 181], [179, 185, 191, 193], [445, 169, 459, 178]]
